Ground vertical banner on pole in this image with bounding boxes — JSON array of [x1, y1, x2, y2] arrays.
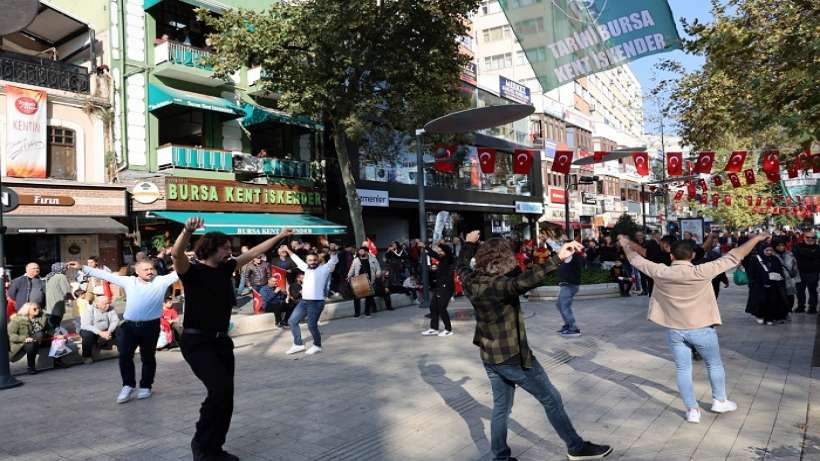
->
[[4, 85, 48, 178]]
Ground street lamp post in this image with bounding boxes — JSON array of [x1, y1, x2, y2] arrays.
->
[[415, 104, 534, 308], [564, 174, 570, 239], [0, 180, 23, 390]]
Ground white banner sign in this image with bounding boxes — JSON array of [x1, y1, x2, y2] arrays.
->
[[5, 85, 47, 178], [357, 189, 389, 207]]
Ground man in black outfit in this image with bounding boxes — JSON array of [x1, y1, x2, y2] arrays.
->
[[172, 217, 292, 461]]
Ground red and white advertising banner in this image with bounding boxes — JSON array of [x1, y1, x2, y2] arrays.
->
[[4, 85, 47, 178]]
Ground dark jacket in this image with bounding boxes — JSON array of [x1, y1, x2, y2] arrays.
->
[[426, 246, 455, 292], [793, 243, 820, 273], [8, 313, 50, 361], [557, 254, 584, 285], [8, 275, 45, 310], [259, 285, 287, 313]]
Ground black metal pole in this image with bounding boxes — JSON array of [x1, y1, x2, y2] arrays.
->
[[415, 129, 429, 309], [0, 177, 23, 389], [641, 184, 647, 231], [564, 173, 570, 239]]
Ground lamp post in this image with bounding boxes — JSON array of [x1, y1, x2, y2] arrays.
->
[[416, 104, 534, 307]]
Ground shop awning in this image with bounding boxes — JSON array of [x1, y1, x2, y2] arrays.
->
[[4, 217, 128, 235], [153, 211, 346, 235], [144, 0, 231, 13], [148, 83, 244, 119], [242, 103, 324, 130]]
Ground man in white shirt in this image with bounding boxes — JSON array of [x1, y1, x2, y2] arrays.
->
[[284, 247, 337, 355]]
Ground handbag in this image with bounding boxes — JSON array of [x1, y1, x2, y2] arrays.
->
[[733, 269, 749, 286], [756, 255, 784, 282]]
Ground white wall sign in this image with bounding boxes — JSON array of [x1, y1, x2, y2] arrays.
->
[[515, 201, 544, 214], [357, 189, 389, 207]]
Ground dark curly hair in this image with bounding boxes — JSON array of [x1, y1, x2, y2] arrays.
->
[[473, 238, 517, 275], [194, 232, 231, 261]]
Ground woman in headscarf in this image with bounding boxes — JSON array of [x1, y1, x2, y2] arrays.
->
[[420, 241, 456, 337], [773, 239, 800, 313], [745, 244, 789, 325], [44, 262, 73, 331]]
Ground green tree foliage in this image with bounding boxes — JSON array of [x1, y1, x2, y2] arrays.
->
[[613, 213, 641, 237], [198, 1, 479, 244], [658, 0, 819, 154]]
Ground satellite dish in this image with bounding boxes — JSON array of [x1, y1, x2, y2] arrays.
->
[[0, 0, 39, 36]]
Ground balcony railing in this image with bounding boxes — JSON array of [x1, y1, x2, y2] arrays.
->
[[158, 144, 233, 172], [158, 145, 318, 181], [154, 41, 212, 71], [0, 50, 90, 94]]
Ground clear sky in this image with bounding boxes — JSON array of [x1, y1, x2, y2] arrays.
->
[[628, 0, 715, 135]]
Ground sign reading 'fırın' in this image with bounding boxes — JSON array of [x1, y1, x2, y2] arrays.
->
[[164, 177, 322, 213], [500, 0, 681, 91]]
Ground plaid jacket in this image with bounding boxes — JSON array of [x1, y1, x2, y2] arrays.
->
[[457, 242, 560, 369]]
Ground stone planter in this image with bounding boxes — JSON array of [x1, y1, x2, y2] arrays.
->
[[528, 283, 620, 301]]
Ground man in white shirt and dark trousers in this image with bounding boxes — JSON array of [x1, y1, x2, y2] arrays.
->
[[70, 259, 179, 403], [285, 246, 337, 355]]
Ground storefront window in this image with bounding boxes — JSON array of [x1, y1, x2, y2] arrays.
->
[[357, 129, 532, 196], [158, 110, 204, 146]]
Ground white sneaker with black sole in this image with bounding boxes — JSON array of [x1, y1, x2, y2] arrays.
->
[[438, 330, 453, 337], [711, 399, 737, 413], [136, 388, 152, 400], [421, 329, 439, 336], [286, 344, 306, 355], [306, 345, 323, 355]]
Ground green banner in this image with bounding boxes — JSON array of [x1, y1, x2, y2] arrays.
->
[[500, 0, 681, 91]]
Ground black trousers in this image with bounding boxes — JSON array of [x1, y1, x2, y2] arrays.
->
[[429, 288, 453, 331], [80, 330, 115, 358], [617, 280, 632, 296], [23, 342, 37, 369], [181, 334, 235, 456], [354, 296, 377, 316], [117, 319, 160, 389]]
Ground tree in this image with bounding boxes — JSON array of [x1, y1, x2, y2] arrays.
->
[[199, 1, 480, 244], [613, 213, 640, 238], [658, 0, 819, 155]]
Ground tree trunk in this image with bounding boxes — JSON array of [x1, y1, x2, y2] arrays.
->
[[332, 130, 366, 246]]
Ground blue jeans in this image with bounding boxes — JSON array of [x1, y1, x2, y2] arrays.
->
[[289, 299, 325, 347], [484, 359, 584, 460], [666, 326, 727, 409], [556, 284, 580, 330]]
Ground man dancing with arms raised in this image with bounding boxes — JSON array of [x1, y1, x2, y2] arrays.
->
[[172, 217, 292, 461], [457, 230, 612, 461], [283, 245, 338, 355]]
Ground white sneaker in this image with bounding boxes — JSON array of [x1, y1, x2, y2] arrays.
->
[[286, 344, 306, 355], [117, 386, 135, 404], [756, 318, 764, 325], [686, 408, 701, 423], [438, 330, 454, 337], [421, 329, 439, 336], [136, 388, 152, 400], [306, 345, 323, 355], [711, 399, 738, 413]]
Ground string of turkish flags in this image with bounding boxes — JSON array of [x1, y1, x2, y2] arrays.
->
[[671, 188, 820, 218], [661, 150, 820, 181], [432, 146, 536, 175]]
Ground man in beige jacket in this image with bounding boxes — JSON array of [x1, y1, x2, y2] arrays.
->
[[619, 232, 768, 423]]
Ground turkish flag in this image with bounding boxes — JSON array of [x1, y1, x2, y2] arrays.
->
[[728, 173, 741, 188], [477, 147, 496, 174], [513, 149, 534, 174], [694, 151, 715, 174], [796, 195, 802, 204], [766, 197, 773, 207], [252, 289, 264, 314], [787, 164, 798, 178], [765, 170, 781, 182], [744, 169, 756, 185], [433, 144, 457, 173], [711, 193, 719, 207], [700, 194, 708, 205], [762, 151, 780, 173], [755, 196, 762, 206], [673, 190, 684, 201], [552, 150, 573, 174], [746, 196, 753, 206], [367, 238, 378, 256], [786, 197, 793, 206], [632, 152, 649, 176], [812, 154, 820, 173], [270, 265, 288, 290], [698, 178, 708, 191], [712, 176, 723, 187], [724, 151, 747, 172], [594, 151, 606, 163], [685, 160, 694, 175], [797, 150, 811, 170], [667, 152, 683, 176], [724, 195, 732, 206], [686, 181, 696, 199]]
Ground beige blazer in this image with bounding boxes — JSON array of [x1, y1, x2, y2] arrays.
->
[[627, 249, 742, 330]]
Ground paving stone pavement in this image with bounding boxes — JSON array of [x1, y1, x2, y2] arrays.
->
[[1, 284, 817, 461]]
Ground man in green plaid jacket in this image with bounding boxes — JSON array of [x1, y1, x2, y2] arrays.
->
[[457, 230, 612, 461]]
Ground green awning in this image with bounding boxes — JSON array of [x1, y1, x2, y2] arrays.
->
[[148, 83, 244, 118], [242, 103, 324, 130], [153, 211, 346, 235]]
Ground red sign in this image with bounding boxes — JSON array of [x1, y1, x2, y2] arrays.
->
[[550, 188, 566, 204]]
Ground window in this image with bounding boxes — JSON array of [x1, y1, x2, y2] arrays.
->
[[516, 18, 544, 35], [483, 52, 512, 70], [480, 1, 502, 15], [482, 25, 511, 43], [516, 50, 528, 66], [566, 127, 576, 149], [509, 0, 543, 7], [47, 127, 76, 180]]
